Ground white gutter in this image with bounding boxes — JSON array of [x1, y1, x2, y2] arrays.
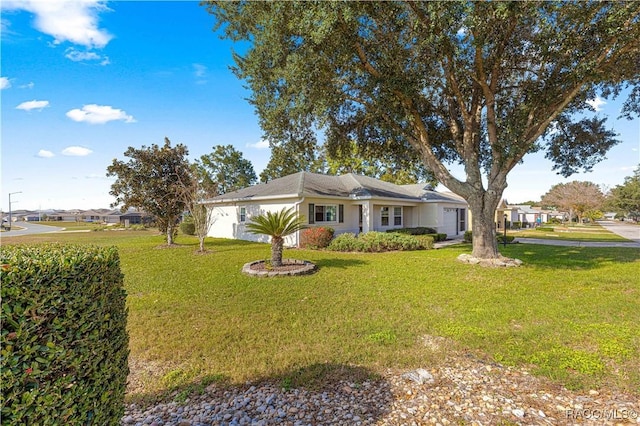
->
[[293, 197, 305, 248]]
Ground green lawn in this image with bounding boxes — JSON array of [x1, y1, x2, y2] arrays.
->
[[508, 223, 631, 242], [5, 230, 639, 403]]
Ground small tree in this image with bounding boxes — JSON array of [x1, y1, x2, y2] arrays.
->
[[245, 207, 306, 267], [107, 138, 191, 245], [178, 164, 218, 252]]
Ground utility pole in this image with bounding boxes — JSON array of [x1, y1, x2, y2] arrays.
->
[[8, 191, 22, 231]]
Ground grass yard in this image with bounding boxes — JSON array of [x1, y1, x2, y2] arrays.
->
[[508, 223, 632, 242], [4, 230, 639, 403]]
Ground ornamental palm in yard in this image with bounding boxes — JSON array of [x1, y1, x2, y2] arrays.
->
[[245, 207, 306, 267]]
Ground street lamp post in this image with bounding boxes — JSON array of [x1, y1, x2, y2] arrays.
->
[[8, 191, 22, 231], [503, 214, 508, 247]]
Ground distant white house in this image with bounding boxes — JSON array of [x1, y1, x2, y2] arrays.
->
[[202, 171, 469, 247]]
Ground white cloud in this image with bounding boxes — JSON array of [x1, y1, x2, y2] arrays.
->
[[586, 96, 606, 112], [19, 82, 35, 89], [37, 149, 55, 158], [62, 146, 93, 156], [65, 48, 110, 64], [193, 63, 207, 78], [247, 139, 270, 149], [0, 77, 11, 89], [16, 100, 50, 111], [2, 0, 112, 49], [66, 104, 136, 124]]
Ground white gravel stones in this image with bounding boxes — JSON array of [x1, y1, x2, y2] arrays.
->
[[122, 355, 639, 425]]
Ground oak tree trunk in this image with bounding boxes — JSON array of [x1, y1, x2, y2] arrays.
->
[[467, 191, 502, 259]]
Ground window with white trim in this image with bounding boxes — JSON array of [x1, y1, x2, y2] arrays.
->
[[393, 207, 403, 226], [381, 207, 389, 226], [381, 206, 403, 227], [239, 207, 246, 223]]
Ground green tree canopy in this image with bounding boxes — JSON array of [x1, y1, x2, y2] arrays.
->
[[206, 1, 639, 260], [607, 165, 640, 221], [199, 144, 257, 194], [107, 137, 191, 245]]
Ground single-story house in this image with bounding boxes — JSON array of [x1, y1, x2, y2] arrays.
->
[[496, 200, 564, 228], [119, 210, 153, 227], [203, 171, 469, 247]]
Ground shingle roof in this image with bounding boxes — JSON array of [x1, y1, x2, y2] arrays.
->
[[203, 172, 466, 204]]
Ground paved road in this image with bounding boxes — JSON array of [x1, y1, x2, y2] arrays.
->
[[515, 220, 640, 248], [1, 221, 62, 237]]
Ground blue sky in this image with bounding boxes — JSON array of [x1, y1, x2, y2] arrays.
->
[[1, 1, 639, 211]]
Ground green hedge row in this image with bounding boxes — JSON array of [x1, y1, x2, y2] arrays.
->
[[328, 231, 428, 252], [1, 244, 129, 425], [386, 227, 437, 235]]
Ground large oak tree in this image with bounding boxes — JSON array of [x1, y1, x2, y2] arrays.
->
[[206, 1, 639, 259]]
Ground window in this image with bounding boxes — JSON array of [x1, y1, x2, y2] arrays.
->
[[394, 207, 402, 226], [381, 206, 403, 227], [308, 203, 344, 224], [239, 207, 246, 223], [312, 204, 337, 223], [381, 207, 389, 226], [458, 208, 466, 232]]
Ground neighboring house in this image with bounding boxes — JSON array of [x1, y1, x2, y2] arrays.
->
[[203, 171, 469, 247], [103, 209, 123, 224], [119, 210, 153, 227], [48, 210, 82, 222], [496, 200, 564, 228], [79, 210, 105, 222]]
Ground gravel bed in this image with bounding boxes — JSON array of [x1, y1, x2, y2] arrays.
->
[[122, 355, 639, 426]]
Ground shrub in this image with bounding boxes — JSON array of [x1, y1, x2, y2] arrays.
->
[[328, 232, 425, 252], [425, 233, 447, 242], [387, 227, 437, 235], [463, 230, 473, 243], [0, 244, 129, 425], [300, 227, 334, 249], [180, 220, 196, 236], [327, 233, 364, 252]]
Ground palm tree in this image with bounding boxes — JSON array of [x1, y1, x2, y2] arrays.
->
[[246, 207, 306, 267]]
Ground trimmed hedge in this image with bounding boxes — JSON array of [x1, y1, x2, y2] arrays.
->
[[386, 227, 437, 235], [328, 231, 426, 252], [0, 244, 129, 425]]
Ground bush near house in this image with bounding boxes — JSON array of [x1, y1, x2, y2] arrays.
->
[[180, 217, 196, 236], [387, 226, 437, 235], [0, 244, 129, 425], [300, 227, 334, 249], [328, 231, 427, 252]]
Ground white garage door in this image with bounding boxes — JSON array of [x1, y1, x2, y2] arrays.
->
[[442, 208, 458, 237]]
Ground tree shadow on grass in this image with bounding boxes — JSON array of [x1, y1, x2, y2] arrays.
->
[[124, 363, 393, 424], [505, 244, 640, 269], [313, 257, 369, 269]]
